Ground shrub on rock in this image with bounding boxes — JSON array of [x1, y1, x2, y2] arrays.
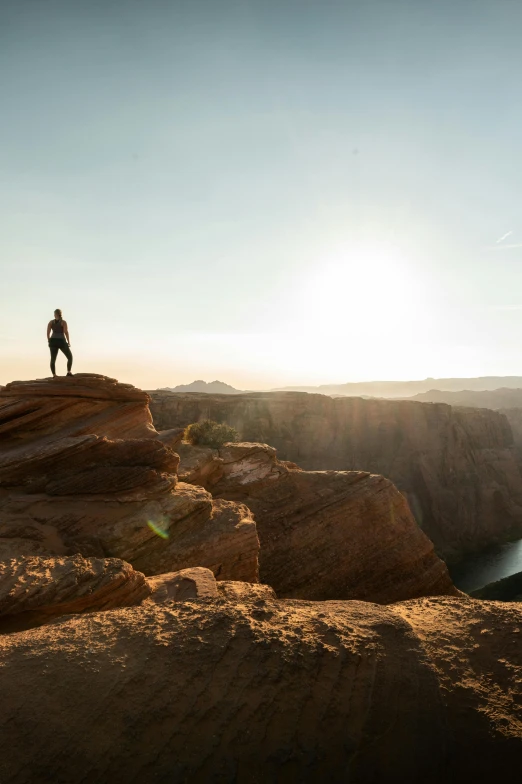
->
[[184, 420, 239, 449]]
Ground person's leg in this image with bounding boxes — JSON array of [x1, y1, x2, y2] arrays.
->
[[49, 345, 59, 375], [60, 342, 73, 373]]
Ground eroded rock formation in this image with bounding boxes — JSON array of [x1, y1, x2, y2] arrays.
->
[[146, 567, 276, 604], [400, 389, 522, 460], [2, 377, 519, 780], [0, 554, 149, 631], [0, 375, 259, 582], [149, 390, 522, 558], [0, 595, 521, 782], [175, 441, 457, 602]]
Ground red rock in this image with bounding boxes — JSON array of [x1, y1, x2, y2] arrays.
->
[[156, 427, 185, 451], [0, 554, 150, 630], [216, 580, 277, 601], [147, 567, 218, 602], [177, 442, 457, 602], [176, 441, 224, 486], [149, 390, 522, 558], [0, 375, 260, 583], [0, 596, 521, 781]]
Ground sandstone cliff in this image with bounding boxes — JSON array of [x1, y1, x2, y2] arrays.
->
[[0, 375, 259, 582], [499, 408, 522, 456], [403, 388, 522, 458], [176, 441, 456, 602], [2, 379, 520, 780], [0, 374, 461, 606], [407, 386, 522, 408], [150, 391, 522, 559], [1, 595, 521, 782]]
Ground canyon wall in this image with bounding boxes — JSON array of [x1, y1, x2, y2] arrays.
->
[[409, 387, 522, 408], [499, 409, 522, 456], [2, 377, 520, 779], [0, 375, 455, 605], [149, 391, 522, 559], [400, 389, 522, 459], [176, 441, 456, 602]]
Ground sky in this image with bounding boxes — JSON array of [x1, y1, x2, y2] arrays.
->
[[2, 0, 522, 389]]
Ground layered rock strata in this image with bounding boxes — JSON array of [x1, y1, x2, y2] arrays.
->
[[0, 554, 149, 631], [149, 391, 522, 558], [0, 375, 259, 582], [0, 595, 521, 782], [398, 389, 522, 460], [176, 441, 457, 602]]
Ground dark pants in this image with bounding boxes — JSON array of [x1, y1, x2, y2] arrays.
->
[[49, 338, 73, 374]]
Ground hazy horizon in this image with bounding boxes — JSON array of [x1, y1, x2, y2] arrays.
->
[[3, 0, 522, 390], [146, 373, 522, 393]]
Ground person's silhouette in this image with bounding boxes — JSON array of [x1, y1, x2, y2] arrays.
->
[[47, 309, 73, 377]]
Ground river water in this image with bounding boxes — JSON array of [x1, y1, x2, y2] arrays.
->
[[449, 538, 522, 594]]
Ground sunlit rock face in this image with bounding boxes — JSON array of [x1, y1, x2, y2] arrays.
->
[[175, 441, 457, 603], [0, 375, 259, 582], [0, 554, 150, 631], [0, 374, 455, 605], [1, 595, 521, 782], [3, 380, 518, 783], [149, 390, 522, 559]]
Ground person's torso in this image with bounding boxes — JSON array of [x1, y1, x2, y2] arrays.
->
[[51, 319, 65, 338]]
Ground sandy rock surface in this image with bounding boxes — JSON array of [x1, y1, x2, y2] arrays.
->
[[0, 596, 521, 782], [216, 579, 277, 601], [0, 554, 150, 631]]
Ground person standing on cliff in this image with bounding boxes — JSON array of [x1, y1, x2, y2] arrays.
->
[[47, 309, 73, 377]]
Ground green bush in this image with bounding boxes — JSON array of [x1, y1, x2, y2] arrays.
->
[[184, 419, 239, 449]]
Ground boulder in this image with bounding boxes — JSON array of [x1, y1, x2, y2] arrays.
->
[[156, 427, 185, 451], [176, 441, 224, 486], [147, 567, 218, 602]]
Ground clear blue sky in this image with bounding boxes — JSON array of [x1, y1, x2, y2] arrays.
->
[[2, 0, 522, 388]]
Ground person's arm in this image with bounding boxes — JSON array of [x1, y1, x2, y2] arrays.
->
[[46, 321, 52, 340], [63, 321, 71, 346]]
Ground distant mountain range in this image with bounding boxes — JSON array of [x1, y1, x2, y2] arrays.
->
[[157, 376, 522, 400], [274, 377, 522, 398], [161, 380, 243, 394], [406, 387, 522, 409]]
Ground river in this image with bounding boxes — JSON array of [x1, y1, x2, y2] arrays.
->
[[449, 538, 522, 593]]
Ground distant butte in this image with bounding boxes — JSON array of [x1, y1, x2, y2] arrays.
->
[[160, 379, 243, 394]]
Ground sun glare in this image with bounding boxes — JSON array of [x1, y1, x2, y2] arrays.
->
[[297, 241, 420, 338], [270, 240, 431, 381]]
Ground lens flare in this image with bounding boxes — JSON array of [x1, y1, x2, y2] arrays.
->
[[147, 520, 169, 539]]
